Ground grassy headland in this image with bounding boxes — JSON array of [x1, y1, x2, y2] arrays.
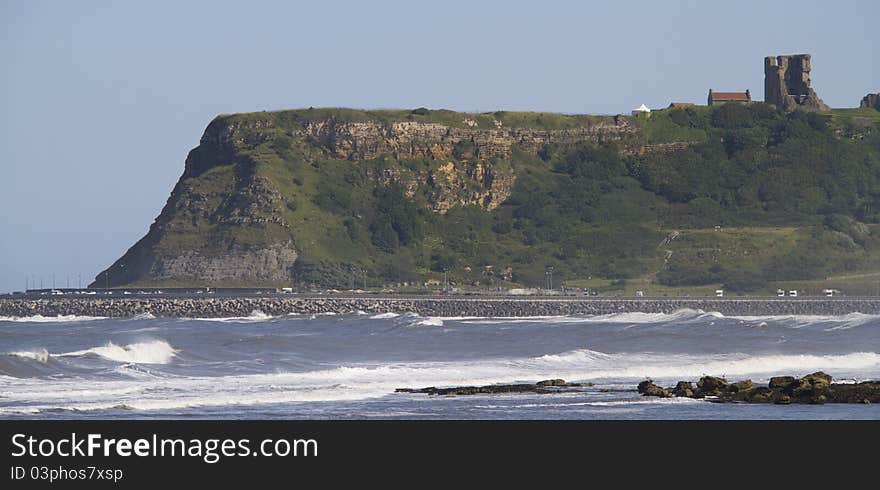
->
[[107, 104, 880, 295]]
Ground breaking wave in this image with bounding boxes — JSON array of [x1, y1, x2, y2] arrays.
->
[[369, 312, 400, 319], [6, 349, 50, 363], [0, 314, 106, 323], [2, 346, 876, 414], [59, 340, 177, 365], [189, 310, 273, 322]]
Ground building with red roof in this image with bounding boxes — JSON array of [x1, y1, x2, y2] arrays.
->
[[707, 89, 751, 106]]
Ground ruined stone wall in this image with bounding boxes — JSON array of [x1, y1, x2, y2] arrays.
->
[[860, 93, 880, 110], [764, 54, 829, 112]]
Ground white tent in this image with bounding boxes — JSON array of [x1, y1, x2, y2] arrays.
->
[[631, 104, 651, 115]]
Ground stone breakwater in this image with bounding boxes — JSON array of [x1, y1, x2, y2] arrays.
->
[[3, 296, 880, 318]]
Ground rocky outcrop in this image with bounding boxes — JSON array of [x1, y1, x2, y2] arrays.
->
[[146, 242, 298, 283], [764, 54, 829, 112], [621, 141, 694, 156], [291, 118, 637, 161], [425, 160, 513, 213], [396, 379, 592, 396], [860, 93, 880, 110], [637, 379, 671, 398], [370, 159, 514, 213], [90, 141, 292, 288], [640, 372, 879, 404]]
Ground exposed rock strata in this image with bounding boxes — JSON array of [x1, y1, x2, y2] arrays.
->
[[291, 119, 637, 161], [147, 243, 298, 283]]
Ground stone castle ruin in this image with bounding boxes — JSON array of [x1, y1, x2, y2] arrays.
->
[[764, 54, 829, 112]]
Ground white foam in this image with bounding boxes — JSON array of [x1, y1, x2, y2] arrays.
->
[[0, 314, 106, 323], [59, 340, 177, 365], [128, 312, 156, 320], [460, 309, 710, 325], [2, 341, 878, 413], [415, 317, 444, 327], [7, 349, 50, 363], [730, 312, 880, 329], [189, 310, 273, 322], [370, 312, 400, 319]]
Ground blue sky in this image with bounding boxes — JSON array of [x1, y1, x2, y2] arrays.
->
[[1, 0, 877, 293]]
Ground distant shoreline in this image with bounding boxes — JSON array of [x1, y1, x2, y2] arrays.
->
[[3, 295, 880, 318]]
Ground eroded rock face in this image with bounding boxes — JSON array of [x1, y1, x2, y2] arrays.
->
[[147, 242, 298, 283], [764, 54, 829, 112], [291, 119, 637, 161], [426, 160, 514, 213]]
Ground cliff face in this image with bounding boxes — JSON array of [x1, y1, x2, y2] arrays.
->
[[93, 108, 641, 288], [92, 104, 880, 293], [293, 118, 636, 160]]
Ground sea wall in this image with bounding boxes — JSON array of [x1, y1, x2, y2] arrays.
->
[[3, 296, 880, 318]]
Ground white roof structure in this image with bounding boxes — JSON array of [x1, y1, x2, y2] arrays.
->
[[632, 104, 651, 114]]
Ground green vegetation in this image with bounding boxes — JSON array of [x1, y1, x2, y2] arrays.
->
[[830, 107, 880, 122], [218, 106, 620, 131], [131, 104, 880, 294]]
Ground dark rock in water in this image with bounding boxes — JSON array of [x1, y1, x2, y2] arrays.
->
[[672, 381, 695, 398], [396, 379, 592, 396], [769, 376, 797, 389], [696, 376, 728, 396], [638, 379, 671, 398], [747, 387, 775, 403], [644, 371, 880, 404], [729, 380, 753, 393], [786, 371, 832, 398], [823, 381, 880, 404], [802, 371, 832, 389], [536, 378, 567, 387]]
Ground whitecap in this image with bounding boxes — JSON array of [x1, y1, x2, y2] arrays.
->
[[7, 349, 50, 363], [370, 312, 400, 319], [59, 340, 177, 365], [0, 314, 106, 323]]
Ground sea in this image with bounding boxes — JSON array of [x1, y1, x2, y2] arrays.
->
[[1, 309, 878, 420]]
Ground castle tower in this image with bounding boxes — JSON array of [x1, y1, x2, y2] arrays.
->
[[764, 54, 829, 112]]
